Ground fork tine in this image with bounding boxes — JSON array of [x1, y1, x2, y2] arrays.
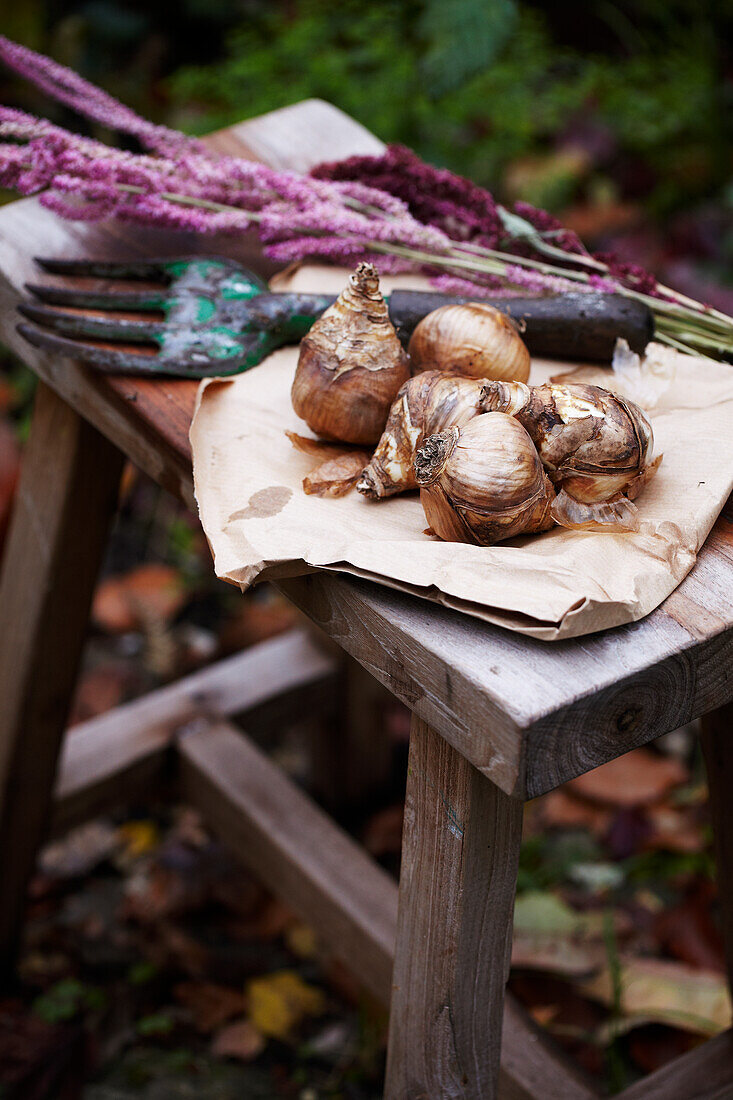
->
[[16, 321, 259, 378], [25, 282, 167, 311], [17, 321, 166, 374], [34, 255, 260, 285], [35, 256, 178, 280], [18, 303, 164, 343]]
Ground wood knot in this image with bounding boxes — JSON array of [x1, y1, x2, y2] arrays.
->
[[616, 706, 642, 733]]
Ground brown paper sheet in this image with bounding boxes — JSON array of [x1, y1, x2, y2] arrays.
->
[[190, 267, 733, 640]]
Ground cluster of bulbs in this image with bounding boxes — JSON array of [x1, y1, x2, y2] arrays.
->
[[290, 263, 661, 545]]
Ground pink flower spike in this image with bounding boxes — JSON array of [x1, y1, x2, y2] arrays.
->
[[0, 35, 201, 156]]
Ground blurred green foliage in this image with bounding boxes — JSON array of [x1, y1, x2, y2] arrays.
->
[[165, 0, 733, 215], [1, 0, 731, 220]]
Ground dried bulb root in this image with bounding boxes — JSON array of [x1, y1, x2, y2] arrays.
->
[[291, 262, 410, 445], [303, 450, 372, 497], [414, 416, 556, 546], [358, 371, 484, 499], [408, 303, 531, 382], [285, 430, 372, 497]]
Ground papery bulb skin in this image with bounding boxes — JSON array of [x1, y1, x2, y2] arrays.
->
[[291, 262, 410, 445], [479, 379, 661, 530], [414, 415, 555, 545], [357, 371, 484, 499], [408, 303, 531, 382]]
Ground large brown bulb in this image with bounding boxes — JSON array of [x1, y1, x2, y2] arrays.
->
[[408, 302, 530, 382], [291, 262, 410, 445], [479, 380, 662, 531], [414, 415, 555, 546], [357, 371, 484, 499]]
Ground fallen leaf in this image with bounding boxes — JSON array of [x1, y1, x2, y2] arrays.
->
[[529, 1004, 559, 1027], [303, 451, 371, 497], [285, 923, 318, 960], [566, 749, 688, 808], [174, 982, 246, 1033], [514, 892, 605, 937], [512, 934, 606, 978], [645, 803, 705, 854], [511, 891, 625, 978], [124, 863, 205, 923], [304, 1020, 355, 1061], [92, 564, 187, 633], [581, 956, 732, 1035], [39, 820, 119, 879], [135, 1012, 176, 1037], [246, 970, 325, 1041], [211, 1018, 265, 1062], [537, 789, 612, 835], [567, 862, 625, 893], [117, 820, 160, 861]]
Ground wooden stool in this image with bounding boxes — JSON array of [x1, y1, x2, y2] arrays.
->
[[0, 102, 732, 1100]]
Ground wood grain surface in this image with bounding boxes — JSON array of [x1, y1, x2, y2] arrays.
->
[[0, 100, 731, 800], [701, 702, 733, 997], [53, 627, 335, 834], [0, 384, 123, 966], [385, 715, 524, 1099]]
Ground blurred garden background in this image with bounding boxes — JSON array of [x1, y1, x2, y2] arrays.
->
[[0, 2, 732, 1098]]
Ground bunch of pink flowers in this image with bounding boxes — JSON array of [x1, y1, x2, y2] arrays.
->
[[1, 35, 732, 358]]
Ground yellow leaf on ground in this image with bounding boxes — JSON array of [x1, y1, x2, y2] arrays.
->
[[581, 956, 732, 1036], [285, 923, 319, 960], [117, 820, 159, 859], [246, 970, 326, 1040]]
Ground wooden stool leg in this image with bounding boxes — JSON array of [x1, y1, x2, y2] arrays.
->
[[386, 715, 523, 1100], [701, 703, 733, 993], [0, 383, 123, 971]]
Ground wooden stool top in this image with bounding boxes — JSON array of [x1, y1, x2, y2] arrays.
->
[[0, 100, 731, 799]]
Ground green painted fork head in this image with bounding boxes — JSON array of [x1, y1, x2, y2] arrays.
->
[[17, 256, 337, 377]]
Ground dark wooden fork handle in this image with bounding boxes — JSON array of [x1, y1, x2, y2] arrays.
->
[[387, 291, 654, 361]]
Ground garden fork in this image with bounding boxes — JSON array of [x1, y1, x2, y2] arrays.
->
[[17, 255, 654, 378]]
